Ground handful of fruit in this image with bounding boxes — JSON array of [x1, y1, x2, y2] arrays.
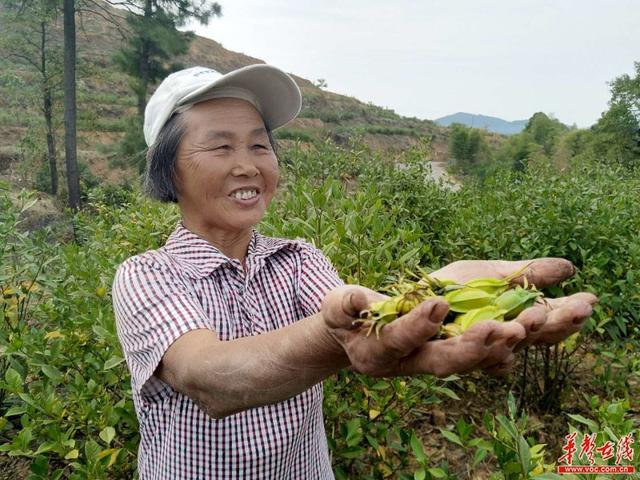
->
[[357, 264, 544, 338]]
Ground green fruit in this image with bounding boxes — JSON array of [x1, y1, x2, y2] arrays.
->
[[454, 305, 505, 331], [444, 287, 495, 313], [463, 277, 510, 295], [494, 287, 542, 320]]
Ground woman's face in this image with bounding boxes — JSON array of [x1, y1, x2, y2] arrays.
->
[[175, 97, 279, 235]]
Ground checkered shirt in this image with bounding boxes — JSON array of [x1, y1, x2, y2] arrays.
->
[[112, 223, 344, 479]]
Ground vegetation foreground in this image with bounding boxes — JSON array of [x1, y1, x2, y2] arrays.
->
[[0, 140, 639, 479]]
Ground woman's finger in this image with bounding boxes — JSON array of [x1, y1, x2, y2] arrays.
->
[[537, 292, 599, 310], [321, 285, 385, 330], [400, 320, 525, 377], [500, 258, 576, 288], [532, 299, 593, 345], [380, 298, 449, 357]]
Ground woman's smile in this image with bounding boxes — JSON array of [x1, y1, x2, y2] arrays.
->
[[228, 186, 262, 207]]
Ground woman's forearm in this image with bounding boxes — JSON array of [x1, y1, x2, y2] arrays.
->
[[183, 313, 350, 419]]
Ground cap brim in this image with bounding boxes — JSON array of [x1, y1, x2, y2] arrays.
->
[[181, 64, 302, 130]]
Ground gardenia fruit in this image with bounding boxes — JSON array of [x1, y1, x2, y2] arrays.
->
[[357, 264, 543, 338]]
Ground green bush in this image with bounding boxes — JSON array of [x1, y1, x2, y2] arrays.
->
[[0, 139, 639, 478], [274, 128, 318, 143]]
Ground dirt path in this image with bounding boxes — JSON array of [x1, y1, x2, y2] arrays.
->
[[427, 161, 461, 191]]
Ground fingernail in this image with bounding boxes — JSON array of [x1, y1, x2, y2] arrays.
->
[[430, 301, 448, 323]]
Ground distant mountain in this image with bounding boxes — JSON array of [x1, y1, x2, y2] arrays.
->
[[435, 112, 528, 135]]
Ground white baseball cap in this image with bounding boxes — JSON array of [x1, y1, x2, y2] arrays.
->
[[143, 64, 302, 146]]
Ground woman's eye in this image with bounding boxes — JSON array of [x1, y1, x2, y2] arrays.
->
[[253, 144, 268, 149], [214, 145, 231, 150]]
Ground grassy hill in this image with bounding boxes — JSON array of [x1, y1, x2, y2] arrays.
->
[[0, 1, 451, 193]]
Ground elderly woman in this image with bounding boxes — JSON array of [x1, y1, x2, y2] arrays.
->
[[113, 64, 597, 479]]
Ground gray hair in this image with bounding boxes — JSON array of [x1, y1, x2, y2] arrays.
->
[[144, 113, 278, 203]]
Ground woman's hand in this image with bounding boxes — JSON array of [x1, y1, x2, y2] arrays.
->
[[431, 258, 598, 358], [321, 286, 526, 377], [321, 258, 597, 377]]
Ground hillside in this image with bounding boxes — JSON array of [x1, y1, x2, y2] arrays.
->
[[0, 1, 451, 193], [435, 112, 528, 135]]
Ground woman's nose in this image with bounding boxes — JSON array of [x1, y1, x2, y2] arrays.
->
[[230, 155, 259, 177]]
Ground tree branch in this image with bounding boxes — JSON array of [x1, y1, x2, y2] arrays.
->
[[76, 6, 130, 38], [99, 0, 142, 15], [7, 52, 43, 74]]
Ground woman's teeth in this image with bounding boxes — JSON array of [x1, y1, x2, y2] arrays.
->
[[231, 189, 258, 200]]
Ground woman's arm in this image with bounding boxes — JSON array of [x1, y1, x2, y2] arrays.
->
[[156, 312, 350, 419], [156, 287, 520, 418], [157, 258, 596, 419]]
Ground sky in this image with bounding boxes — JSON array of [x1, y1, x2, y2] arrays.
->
[[187, 0, 640, 128]]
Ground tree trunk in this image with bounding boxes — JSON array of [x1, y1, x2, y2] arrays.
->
[[136, 0, 153, 119], [41, 21, 58, 195], [44, 88, 58, 195], [63, 0, 80, 209]]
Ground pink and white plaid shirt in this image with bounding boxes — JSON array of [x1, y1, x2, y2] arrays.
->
[[112, 223, 344, 479]]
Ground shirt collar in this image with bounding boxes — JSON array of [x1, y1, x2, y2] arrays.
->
[[163, 223, 299, 279]]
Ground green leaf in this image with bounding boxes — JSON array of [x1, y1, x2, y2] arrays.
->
[[371, 381, 390, 390], [40, 365, 63, 384], [365, 434, 380, 450], [92, 325, 112, 340], [344, 419, 362, 447], [410, 431, 427, 464], [496, 415, 518, 441], [99, 427, 116, 446], [518, 435, 531, 473], [529, 443, 546, 457], [334, 467, 348, 480], [34, 442, 56, 455], [339, 446, 365, 459], [507, 391, 517, 419], [566, 413, 599, 433], [603, 426, 618, 443], [433, 386, 460, 401], [97, 447, 121, 467], [428, 467, 446, 478], [64, 449, 79, 460], [84, 439, 101, 462], [414, 468, 426, 480], [15, 427, 33, 452], [18, 393, 44, 413], [103, 356, 124, 370], [439, 428, 464, 447], [473, 447, 488, 468], [4, 368, 23, 393], [30, 455, 48, 476], [503, 460, 522, 474], [5, 405, 26, 417]]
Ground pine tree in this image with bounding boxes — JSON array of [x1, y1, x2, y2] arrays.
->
[[0, 0, 62, 195], [114, 0, 221, 170], [115, 0, 222, 119]]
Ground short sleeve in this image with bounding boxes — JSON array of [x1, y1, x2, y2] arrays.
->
[[112, 255, 211, 398], [298, 244, 344, 317]]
